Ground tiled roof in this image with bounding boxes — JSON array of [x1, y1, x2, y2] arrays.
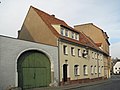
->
[[95, 43, 102, 47], [31, 6, 105, 54]]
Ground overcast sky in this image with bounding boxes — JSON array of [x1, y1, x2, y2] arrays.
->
[[0, 0, 120, 58]]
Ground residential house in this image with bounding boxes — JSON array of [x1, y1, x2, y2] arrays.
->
[[112, 58, 120, 74], [74, 23, 111, 78], [18, 6, 107, 89]]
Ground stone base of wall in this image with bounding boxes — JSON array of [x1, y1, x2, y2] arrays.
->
[[60, 77, 106, 86]]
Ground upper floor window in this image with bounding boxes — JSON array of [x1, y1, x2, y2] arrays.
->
[[83, 49, 88, 58], [74, 65, 80, 76], [92, 52, 94, 59], [61, 27, 65, 36], [65, 30, 69, 37], [75, 33, 79, 40], [97, 54, 100, 60], [95, 53, 97, 59], [63, 45, 68, 55], [83, 65, 88, 75], [78, 49, 82, 57], [72, 32, 75, 39], [71, 47, 75, 56], [100, 55, 103, 60]]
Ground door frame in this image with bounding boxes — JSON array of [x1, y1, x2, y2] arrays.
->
[[63, 64, 68, 82], [17, 50, 51, 89]]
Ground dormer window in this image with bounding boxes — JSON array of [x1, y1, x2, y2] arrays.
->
[[60, 26, 79, 41], [76, 33, 79, 40], [72, 32, 75, 39], [65, 30, 69, 37], [61, 27, 65, 36]]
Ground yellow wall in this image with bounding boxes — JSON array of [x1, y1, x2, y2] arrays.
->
[[74, 24, 109, 54], [18, 7, 58, 46], [59, 41, 104, 81]]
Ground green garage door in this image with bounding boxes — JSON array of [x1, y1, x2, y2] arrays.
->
[[18, 51, 51, 90]]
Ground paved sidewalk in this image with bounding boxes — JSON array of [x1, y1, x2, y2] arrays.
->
[[28, 79, 109, 90]]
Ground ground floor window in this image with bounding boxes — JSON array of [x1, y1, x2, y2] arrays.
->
[[74, 65, 80, 76], [83, 65, 88, 75], [91, 65, 94, 75]]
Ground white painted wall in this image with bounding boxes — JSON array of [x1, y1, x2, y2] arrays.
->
[[0, 35, 58, 90], [113, 61, 120, 74]]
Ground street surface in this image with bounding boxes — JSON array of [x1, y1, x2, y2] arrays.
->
[[73, 75, 120, 90]]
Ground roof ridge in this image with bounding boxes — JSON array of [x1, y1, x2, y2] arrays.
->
[[31, 6, 68, 26]]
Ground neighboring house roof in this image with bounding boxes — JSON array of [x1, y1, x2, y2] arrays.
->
[[31, 6, 106, 54], [74, 23, 110, 45]]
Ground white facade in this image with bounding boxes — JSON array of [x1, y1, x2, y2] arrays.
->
[[0, 35, 58, 90], [113, 61, 120, 74]]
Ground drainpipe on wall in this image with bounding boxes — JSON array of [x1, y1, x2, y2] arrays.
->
[[58, 39, 61, 86], [97, 53, 99, 78]]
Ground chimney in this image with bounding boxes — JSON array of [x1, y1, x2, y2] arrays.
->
[[51, 14, 55, 18]]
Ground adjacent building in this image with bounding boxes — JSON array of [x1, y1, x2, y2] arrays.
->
[[74, 23, 111, 78], [17, 6, 110, 89], [112, 58, 120, 74]]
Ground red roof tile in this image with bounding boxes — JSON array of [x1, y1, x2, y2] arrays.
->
[[31, 6, 106, 54]]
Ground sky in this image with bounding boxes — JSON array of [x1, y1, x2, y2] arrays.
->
[[0, 0, 120, 58]]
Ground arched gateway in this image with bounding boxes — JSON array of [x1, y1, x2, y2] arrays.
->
[[17, 50, 51, 90]]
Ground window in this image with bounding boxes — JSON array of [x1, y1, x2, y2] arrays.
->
[[94, 66, 97, 74], [92, 52, 94, 59], [100, 55, 103, 60], [83, 65, 88, 75], [63, 45, 68, 55], [91, 65, 94, 75], [61, 27, 65, 36], [83, 50, 88, 58], [95, 53, 97, 59], [75, 33, 79, 40], [78, 49, 82, 57], [72, 32, 75, 39], [74, 65, 80, 76], [65, 30, 68, 36], [71, 47, 75, 56], [99, 66, 101, 74], [97, 54, 99, 60]]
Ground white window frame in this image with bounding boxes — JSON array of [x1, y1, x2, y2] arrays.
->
[[78, 49, 82, 57], [75, 33, 79, 40], [61, 27, 65, 36], [91, 65, 94, 75], [95, 53, 97, 59], [63, 45, 68, 55], [65, 29, 69, 37], [71, 32, 75, 39], [99, 66, 101, 74], [94, 66, 97, 74], [74, 65, 80, 76], [83, 65, 88, 75], [71, 47, 75, 56], [92, 52, 94, 59]]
